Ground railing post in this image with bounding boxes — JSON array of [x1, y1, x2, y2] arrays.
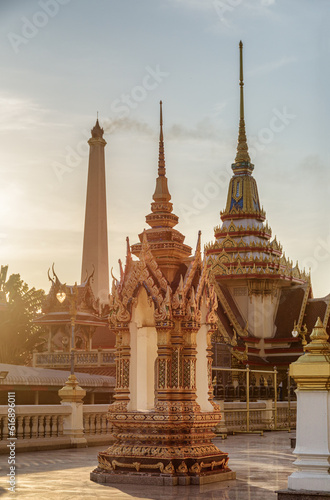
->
[[84, 414, 90, 435], [287, 368, 291, 432], [31, 416, 38, 438], [24, 416, 31, 439], [101, 414, 107, 434], [45, 415, 51, 437], [274, 366, 277, 430], [246, 365, 250, 433], [58, 375, 87, 448], [17, 416, 23, 439], [58, 415, 64, 437], [3, 416, 8, 439]]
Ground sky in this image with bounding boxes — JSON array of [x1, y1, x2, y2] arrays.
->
[[0, 0, 329, 298]]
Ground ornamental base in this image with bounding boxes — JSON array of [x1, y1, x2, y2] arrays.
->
[[90, 402, 235, 486], [90, 470, 235, 486], [90, 434, 236, 486]]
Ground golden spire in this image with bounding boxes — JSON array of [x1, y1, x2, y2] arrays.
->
[[158, 100, 165, 176], [234, 41, 251, 165], [152, 100, 171, 203]]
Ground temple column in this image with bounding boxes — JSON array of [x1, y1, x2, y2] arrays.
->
[[113, 328, 130, 406]]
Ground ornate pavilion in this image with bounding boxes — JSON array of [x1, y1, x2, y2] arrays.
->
[[90, 102, 235, 485], [33, 265, 115, 379]]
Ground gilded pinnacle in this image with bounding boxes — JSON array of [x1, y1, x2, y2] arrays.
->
[[153, 100, 171, 204], [234, 40, 251, 165], [158, 100, 165, 176]]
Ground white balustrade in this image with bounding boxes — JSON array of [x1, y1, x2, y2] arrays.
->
[[0, 404, 114, 452], [32, 350, 116, 368]]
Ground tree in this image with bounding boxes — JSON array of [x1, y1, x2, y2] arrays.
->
[[0, 267, 47, 365]]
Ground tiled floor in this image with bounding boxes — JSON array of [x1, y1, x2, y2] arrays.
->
[[0, 431, 295, 499]]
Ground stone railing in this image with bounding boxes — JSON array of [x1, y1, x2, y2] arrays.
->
[[32, 350, 116, 369], [215, 400, 296, 436], [83, 404, 113, 444], [0, 400, 295, 452], [0, 404, 114, 453]]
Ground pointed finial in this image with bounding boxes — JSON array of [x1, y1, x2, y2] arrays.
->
[[195, 230, 202, 255], [239, 41, 244, 121], [158, 100, 165, 176], [160, 100, 163, 141], [152, 101, 171, 204], [91, 116, 104, 139], [125, 236, 132, 264], [234, 41, 251, 166], [118, 259, 124, 280]]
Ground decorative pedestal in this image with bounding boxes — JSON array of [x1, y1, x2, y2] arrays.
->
[[278, 318, 330, 498], [90, 401, 235, 485]]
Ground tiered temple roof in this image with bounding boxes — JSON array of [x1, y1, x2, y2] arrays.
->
[[206, 42, 307, 286]]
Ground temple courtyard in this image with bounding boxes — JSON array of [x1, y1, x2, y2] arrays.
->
[[0, 431, 295, 499]]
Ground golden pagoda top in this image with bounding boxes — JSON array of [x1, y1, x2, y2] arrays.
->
[[221, 42, 262, 221]]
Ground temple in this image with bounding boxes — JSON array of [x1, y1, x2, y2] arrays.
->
[[90, 102, 235, 486], [206, 42, 330, 389]]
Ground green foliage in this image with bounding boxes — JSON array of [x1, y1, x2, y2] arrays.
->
[[0, 273, 47, 365]]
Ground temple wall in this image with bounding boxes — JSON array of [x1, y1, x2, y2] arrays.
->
[[229, 286, 248, 319], [247, 294, 278, 338]]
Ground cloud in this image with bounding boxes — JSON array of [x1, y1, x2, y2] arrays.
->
[[167, 118, 220, 142], [169, 0, 276, 14], [168, 0, 213, 12], [103, 117, 154, 137], [0, 94, 48, 131], [102, 115, 231, 145], [298, 154, 327, 174], [247, 56, 297, 77]]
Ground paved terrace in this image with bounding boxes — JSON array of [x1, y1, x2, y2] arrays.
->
[[0, 431, 295, 500]]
